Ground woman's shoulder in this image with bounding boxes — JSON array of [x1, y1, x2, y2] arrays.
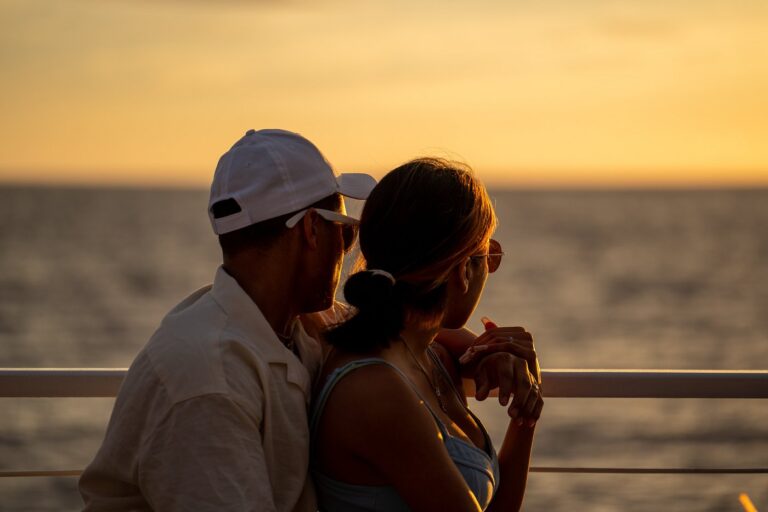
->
[[313, 354, 483, 512], [316, 355, 432, 427], [319, 356, 408, 403]]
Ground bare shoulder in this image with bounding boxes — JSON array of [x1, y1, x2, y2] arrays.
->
[[317, 358, 483, 512], [324, 360, 419, 415], [319, 359, 439, 453]]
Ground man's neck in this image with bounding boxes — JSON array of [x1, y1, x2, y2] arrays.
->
[[223, 251, 302, 339]]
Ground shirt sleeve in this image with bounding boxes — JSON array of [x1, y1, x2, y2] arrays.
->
[[138, 393, 275, 512]]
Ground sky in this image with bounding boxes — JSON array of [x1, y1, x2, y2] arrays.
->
[[0, 0, 766, 188]]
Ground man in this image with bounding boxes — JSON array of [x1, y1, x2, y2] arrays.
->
[[79, 129, 541, 511]]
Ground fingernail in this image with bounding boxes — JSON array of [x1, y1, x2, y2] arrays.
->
[[500, 396, 509, 406], [481, 317, 498, 330], [516, 418, 524, 426], [528, 419, 536, 428]]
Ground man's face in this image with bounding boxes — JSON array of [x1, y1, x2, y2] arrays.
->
[[303, 198, 355, 313]]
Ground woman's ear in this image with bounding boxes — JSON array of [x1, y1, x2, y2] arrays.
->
[[453, 256, 472, 294], [301, 209, 320, 250]]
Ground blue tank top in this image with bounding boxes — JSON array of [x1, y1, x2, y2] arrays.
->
[[310, 357, 501, 511]]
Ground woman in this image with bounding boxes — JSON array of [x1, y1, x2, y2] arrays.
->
[[311, 158, 542, 512]]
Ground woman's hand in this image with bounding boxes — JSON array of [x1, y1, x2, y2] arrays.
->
[[460, 318, 543, 427], [470, 352, 543, 427], [459, 317, 541, 384]]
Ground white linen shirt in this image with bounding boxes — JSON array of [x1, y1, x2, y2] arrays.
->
[[79, 266, 323, 512]]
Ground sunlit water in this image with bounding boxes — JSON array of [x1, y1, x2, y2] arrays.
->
[[1, 186, 766, 511]]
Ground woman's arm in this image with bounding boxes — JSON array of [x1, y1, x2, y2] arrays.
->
[[433, 327, 480, 361], [485, 354, 540, 512], [487, 422, 536, 512]]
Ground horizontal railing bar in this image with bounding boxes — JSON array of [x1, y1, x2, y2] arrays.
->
[[542, 369, 768, 398], [0, 470, 82, 478], [530, 467, 768, 474], [0, 369, 126, 398], [3, 467, 767, 478], [1, 369, 767, 398]]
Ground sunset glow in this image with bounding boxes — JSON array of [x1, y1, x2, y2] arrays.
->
[[1, 0, 766, 187]]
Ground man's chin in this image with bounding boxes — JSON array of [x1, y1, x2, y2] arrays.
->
[[301, 273, 339, 314]]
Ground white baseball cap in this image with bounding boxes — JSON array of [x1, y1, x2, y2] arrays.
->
[[208, 129, 377, 235]]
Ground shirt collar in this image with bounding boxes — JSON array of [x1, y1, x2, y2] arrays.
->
[[209, 266, 317, 399]]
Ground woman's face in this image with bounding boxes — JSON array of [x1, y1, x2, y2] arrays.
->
[[441, 239, 494, 329]]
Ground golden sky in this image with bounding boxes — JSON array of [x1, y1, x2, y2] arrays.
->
[[0, 0, 766, 187]]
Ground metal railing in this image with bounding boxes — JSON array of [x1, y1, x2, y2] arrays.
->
[[1, 368, 767, 478], [2, 368, 767, 398]]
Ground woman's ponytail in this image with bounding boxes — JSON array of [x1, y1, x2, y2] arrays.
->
[[325, 270, 404, 352]]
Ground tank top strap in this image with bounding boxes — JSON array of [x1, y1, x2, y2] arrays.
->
[[310, 357, 449, 439], [427, 347, 497, 458]]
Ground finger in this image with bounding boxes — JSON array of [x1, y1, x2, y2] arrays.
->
[[474, 366, 491, 401], [467, 341, 534, 358], [480, 316, 530, 340], [470, 328, 529, 348], [522, 385, 540, 416], [524, 396, 544, 427], [481, 328, 532, 341], [509, 359, 532, 422], [458, 345, 489, 365], [480, 317, 498, 330], [533, 358, 543, 385], [530, 396, 544, 423], [497, 364, 515, 408], [478, 326, 528, 338], [462, 343, 537, 379]]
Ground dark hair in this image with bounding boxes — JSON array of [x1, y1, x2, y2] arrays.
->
[[326, 158, 497, 353], [215, 194, 342, 257]]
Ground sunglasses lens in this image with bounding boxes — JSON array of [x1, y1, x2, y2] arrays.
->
[[488, 239, 502, 273], [488, 255, 500, 273]]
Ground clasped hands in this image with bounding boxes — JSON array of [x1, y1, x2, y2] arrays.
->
[[458, 317, 543, 428]]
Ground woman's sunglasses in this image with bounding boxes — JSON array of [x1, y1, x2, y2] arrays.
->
[[471, 238, 504, 273]]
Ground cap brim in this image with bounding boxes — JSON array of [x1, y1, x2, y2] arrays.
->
[[336, 173, 377, 200]]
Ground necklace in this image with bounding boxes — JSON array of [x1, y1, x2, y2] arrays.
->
[[401, 337, 449, 413]]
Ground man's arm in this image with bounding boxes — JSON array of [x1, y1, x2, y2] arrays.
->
[[139, 394, 277, 512]]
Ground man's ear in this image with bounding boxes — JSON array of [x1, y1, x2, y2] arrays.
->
[[301, 209, 320, 250]]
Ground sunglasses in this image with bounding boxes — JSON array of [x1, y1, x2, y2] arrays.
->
[[471, 238, 504, 273], [285, 208, 359, 252]]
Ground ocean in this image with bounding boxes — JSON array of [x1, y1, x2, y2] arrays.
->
[[1, 185, 766, 511]]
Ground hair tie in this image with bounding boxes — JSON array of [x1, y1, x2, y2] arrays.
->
[[368, 269, 396, 285]]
